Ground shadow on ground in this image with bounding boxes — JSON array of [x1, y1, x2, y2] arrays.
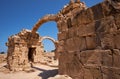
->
[[32, 66, 58, 79]]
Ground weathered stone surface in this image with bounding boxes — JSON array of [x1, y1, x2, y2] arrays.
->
[[77, 8, 94, 25], [114, 32, 120, 49], [6, 0, 120, 79], [0, 54, 6, 63], [114, 14, 120, 29], [6, 29, 57, 71], [112, 49, 120, 67], [59, 49, 120, 79], [86, 36, 97, 50], [64, 37, 86, 51], [58, 32, 68, 41]]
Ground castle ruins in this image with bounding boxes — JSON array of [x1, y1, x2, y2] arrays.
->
[[6, 0, 120, 78]]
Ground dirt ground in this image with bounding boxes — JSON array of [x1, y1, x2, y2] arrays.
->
[[0, 63, 58, 79]]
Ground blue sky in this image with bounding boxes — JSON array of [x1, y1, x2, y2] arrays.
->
[[0, 0, 103, 52]]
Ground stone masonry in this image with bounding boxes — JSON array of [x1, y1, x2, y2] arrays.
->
[[6, 0, 120, 78], [57, 0, 120, 79], [6, 29, 44, 71], [6, 29, 58, 71], [32, 0, 120, 78]]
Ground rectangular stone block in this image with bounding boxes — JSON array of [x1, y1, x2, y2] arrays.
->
[[101, 1, 118, 17], [65, 37, 87, 52], [101, 67, 120, 79], [57, 20, 68, 32], [77, 25, 86, 37], [68, 26, 77, 38], [77, 22, 95, 37], [100, 1, 111, 17], [58, 31, 68, 41], [112, 49, 120, 67], [101, 50, 113, 67], [85, 23, 95, 35], [114, 14, 120, 29], [59, 52, 73, 74], [86, 35, 97, 50], [79, 50, 96, 65], [100, 33, 115, 49], [91, 3, 104, 20], [77, 8, 94, 25], [84, 67, 102, 79], [114, 32, 120, 49]]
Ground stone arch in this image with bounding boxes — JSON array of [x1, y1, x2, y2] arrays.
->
[[40, 36, 56, 43], [32, 14, 59, 34], [40, 36, 58, 59]]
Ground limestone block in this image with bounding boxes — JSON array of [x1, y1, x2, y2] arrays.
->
[[71, 16, 78, 27], [101, 67, 120, 79], [68, 26, 77, 38], [77, 8, 94, 25], [65, 37, 86, 51], [59, 52, 83, 77], [60, 20, 68, 32], [86, 36, 97, 50], [84, 68, 93, 79], [114, 32, 120, 49], [84, 67, 102, 79], [101, 50, 113, 67], [85, 23, 95, 35], [114, 14, 120, 29], [59, 52, 70, 74], [79, 50, 102, 65], [95, 16, 117, 34], [91, 3, 104, 20], [101, 1, 111, 17], [64, 38, 74, 51], [77, 23, 95, 37], [58, 32, 68, 41], [77, 25, 87, 36], [112, 49, 120, 67], [86, 50, 103, 66], [101, 33, 115, 49]]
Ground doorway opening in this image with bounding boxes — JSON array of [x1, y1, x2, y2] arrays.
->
[[28, 47, 36, 62]]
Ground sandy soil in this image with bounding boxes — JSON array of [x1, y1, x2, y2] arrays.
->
[[0, 63, 58, 79]]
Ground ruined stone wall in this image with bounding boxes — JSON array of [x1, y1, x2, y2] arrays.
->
[[0, 54, 6, 63], [7, 29, 44, 71], [58, 0, 120, 79]]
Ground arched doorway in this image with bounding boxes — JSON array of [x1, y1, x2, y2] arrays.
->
[[40, 36, 58, 60], [38, 21, 58, 52], [31, 14, 60, 66], [40, 36, 56, 51]]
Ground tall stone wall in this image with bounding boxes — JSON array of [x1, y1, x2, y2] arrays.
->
[[58, 0, 120, 79], [6, 29, 44, 71]]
